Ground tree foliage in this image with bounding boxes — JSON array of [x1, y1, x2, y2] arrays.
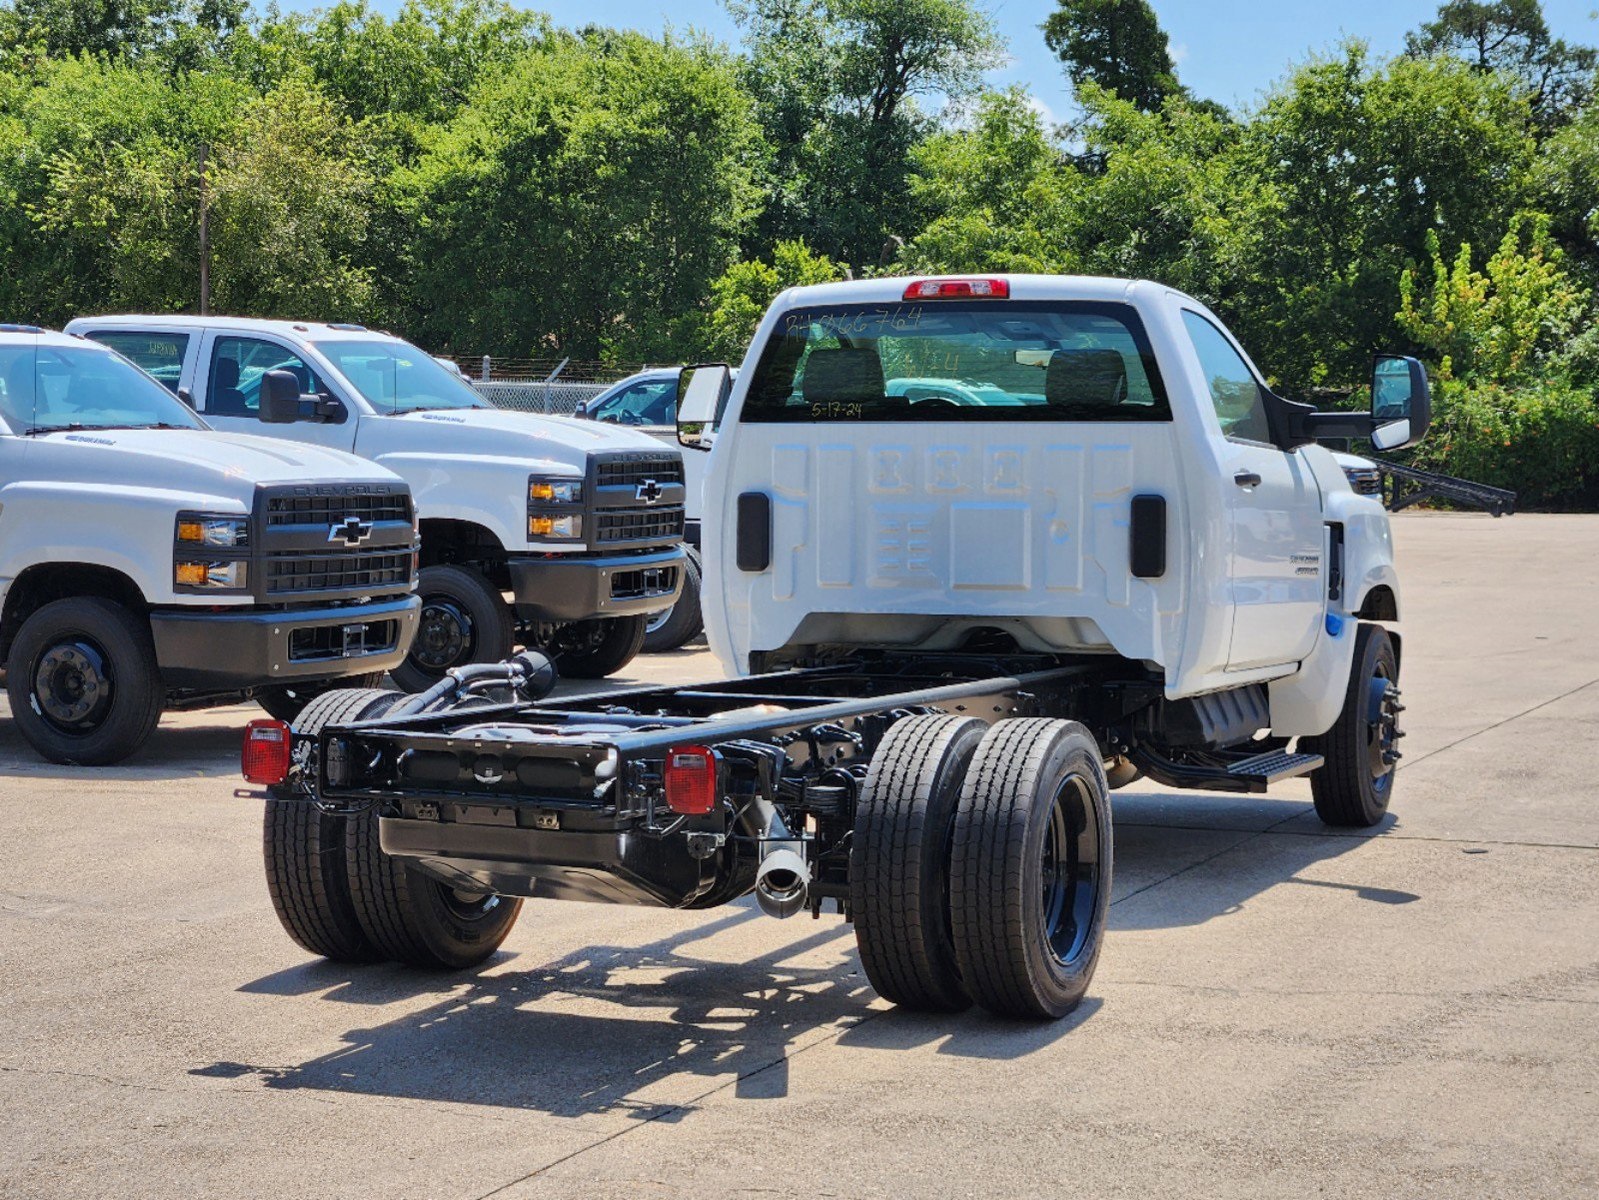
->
[[1042, 0, 1182, 112]]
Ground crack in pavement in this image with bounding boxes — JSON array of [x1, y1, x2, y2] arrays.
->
[[1113, 824, 1599, 852], [1397, 674, 1599, 771]]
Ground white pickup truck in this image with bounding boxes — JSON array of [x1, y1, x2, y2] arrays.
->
[[65, 316, 686, 684], [0, 326, 420, 764], [249, 274, 1426, 1022]]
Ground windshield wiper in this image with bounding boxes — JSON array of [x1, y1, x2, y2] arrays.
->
[[21, 421, 189, 435]]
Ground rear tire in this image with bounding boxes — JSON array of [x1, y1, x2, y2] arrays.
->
[[950, 719, 1113, 1020], [345, 813, 522, 970], [1306, 624, 1401, 828], [551, 615, 647, 679], [5, 597, 163, 766], [256, 673, 386, 723], [642, 546, 704, 653], [851, 714, 986, 1012], [262, 687, 403, 962], [391, 565, 513, 693]]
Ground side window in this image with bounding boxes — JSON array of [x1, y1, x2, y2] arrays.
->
[[593, 379, 675, 425], [84, 331, 189, 397], [207, 336, 323, 419], [1180, 311, 1272, 443]]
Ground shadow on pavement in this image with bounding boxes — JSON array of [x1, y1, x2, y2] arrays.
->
[[193, 790, 1410, 1116]]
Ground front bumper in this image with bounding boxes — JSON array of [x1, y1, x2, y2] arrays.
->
[[508, 546, 685, 623], [150, 594, 421, 689]]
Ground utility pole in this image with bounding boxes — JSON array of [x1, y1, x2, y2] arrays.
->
[[197, 142, 210, 315]]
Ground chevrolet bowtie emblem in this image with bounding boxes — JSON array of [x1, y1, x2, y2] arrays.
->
[[328, 516, 374, 545], [636, 479, 664, 504]]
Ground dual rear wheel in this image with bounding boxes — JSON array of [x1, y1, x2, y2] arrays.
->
[[852, 715, 1112, 1020], [263, 687, 521, 969]]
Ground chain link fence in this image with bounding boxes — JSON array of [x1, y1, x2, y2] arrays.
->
[[437, 354, 649, 417]]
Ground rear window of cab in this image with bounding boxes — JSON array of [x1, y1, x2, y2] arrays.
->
[[741, 301, 1170, 423]]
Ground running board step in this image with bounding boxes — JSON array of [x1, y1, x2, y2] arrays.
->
[[1130, 747, 1325, 794]]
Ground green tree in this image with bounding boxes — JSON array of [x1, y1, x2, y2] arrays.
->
[[1406, 1, 1596, 126], [1042, 0, 1182, 112], [0, 0, 245, 71], [702, 240, 845, 360], [1397, 217, 1588, 382], [398, 31, 761, 359], [729, 0, 1002, 269]]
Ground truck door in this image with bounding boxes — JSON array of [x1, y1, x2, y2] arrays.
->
[[1178, 310, 1323, 670], [196, 332, 357, 453]]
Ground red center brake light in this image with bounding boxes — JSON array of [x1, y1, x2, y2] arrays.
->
[[663, 745, 718, 815], [903, 277, 1010, 301], [243, 719, 292, 785]]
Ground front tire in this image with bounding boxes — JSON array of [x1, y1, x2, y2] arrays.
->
[[550, 615, 647, 679], [950, 719, 1113, 1020], [263, 687, 404, 962], [5, 597, 163, 766], [1306, 624, 1402, 828], [851, 715, 986, 1012], [391, 565, 513, 693], [642, 546, 704, 653]]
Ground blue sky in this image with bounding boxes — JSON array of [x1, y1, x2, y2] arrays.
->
[[285, 1, 1599, 122]]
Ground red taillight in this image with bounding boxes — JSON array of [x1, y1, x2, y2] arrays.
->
[[902, 277, 1010, 301], [663, 745, 718, 815], [242, 719, 292, 785]]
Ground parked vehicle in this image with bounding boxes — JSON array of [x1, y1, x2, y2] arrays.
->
[[66, 317, 686, 684], [247, 275, 1428, 1021], [0, 326, 420, 764], [578, 367, 726, 650]]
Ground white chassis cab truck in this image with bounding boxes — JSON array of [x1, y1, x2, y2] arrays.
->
[[243, 276, 1426, 1021], [64, 317, 687, 688], [0, 326, 421, 765]]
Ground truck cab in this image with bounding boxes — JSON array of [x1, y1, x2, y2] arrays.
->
[[0, 326, 420, 765], [63, 317, 686, 684]]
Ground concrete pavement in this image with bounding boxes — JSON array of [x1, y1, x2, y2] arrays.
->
[[1, 513, 1595, 1198]]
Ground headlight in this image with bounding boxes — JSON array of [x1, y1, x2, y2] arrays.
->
[[528, 514, 582, 540], [528, 477, 582, 505], [174, 561, 248, 589], [176, 513, 249, 547]]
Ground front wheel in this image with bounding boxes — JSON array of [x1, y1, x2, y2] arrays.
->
[[1305, 624, 1402, 828], [950, 719, 1113, 1020], [642, 546, 704, 653], [5, 597, 164, 765], [390, 565, 513, 693], [549, 615, 647, 679]]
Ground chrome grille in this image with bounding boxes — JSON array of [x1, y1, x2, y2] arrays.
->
[[1344, 467, 1383, 497]]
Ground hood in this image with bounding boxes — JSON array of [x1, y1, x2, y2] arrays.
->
[[23, 428, 402, 505], [385, 407, 670, 457]]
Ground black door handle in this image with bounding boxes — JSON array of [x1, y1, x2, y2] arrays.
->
[[1234, 471, 1262, 488]]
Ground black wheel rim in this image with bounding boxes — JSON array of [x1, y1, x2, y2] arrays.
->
[[442, 885, 503, 924], [412, 597, 475, 672], [1366, 664, 1401, 795], [1039, 772, 1101, 968], [31, 636, 114, 733]]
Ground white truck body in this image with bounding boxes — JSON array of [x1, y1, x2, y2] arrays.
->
[[65, 317, 688, 679], [692, 275, 1404, 740], [0, 328, 420, 762]]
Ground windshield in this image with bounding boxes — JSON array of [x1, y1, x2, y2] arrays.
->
[[315, 339, 488, 413], [0, 340, 206, 434], [590, 377, 678, 426], [743, 301, 1170, 423]]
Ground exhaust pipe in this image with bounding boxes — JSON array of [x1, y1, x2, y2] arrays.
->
[[755, 848, 810, 920], [746, 797, 810, 919]]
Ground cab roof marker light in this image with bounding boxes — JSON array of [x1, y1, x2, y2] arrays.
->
[[902, 278, 1010, 301]]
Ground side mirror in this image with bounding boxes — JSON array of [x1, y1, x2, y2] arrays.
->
[[677, 363, 730, 451], [260, 370, 303, 424], [1369, 355, 1431, 452]]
